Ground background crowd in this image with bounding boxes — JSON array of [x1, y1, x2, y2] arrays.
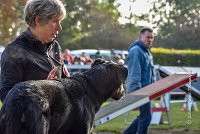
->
[[61, 49, 127, 65]]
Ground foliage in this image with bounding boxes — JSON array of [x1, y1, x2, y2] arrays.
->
[[1, 0, 200, 50], [127, 0, 200, 49], [0, 0, 140, 50], [152, 48, 200, 55], [151, 48, 200, 66], [0, 0, 26, 45], [147, 0, 200, 49], [58, 0, 139, 50]]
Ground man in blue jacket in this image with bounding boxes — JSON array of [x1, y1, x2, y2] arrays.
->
[[124, 27, 155, 134]]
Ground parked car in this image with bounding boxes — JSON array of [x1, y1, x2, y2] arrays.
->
[[70, 49, 128, 61]]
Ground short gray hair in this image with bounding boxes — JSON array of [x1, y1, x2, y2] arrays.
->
[[24, 0, 66, 27]]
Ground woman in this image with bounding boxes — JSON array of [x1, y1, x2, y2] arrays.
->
[[0, 0, 68, 102]]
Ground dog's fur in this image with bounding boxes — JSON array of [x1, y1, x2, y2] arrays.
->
[[0, 59, 128, 134]]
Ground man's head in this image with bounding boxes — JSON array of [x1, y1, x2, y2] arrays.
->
[[139, 27, 154, 48]]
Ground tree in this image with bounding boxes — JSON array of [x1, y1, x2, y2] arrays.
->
[[58, 0, 139, 50], [0, 0, 140, 50], [159, 0, 200, 49], [136, 0, 200, 49], [0, 0, 26, 45], [59, 0, 121, 49], [81, 1, 125, 49]]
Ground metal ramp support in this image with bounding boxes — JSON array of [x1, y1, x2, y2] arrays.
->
[[94, 73, 197, 127], [124, 67, 171, 125], [158, 66, 200, 99]]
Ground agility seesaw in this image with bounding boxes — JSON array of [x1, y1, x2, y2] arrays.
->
[[158, 66, 200, 99], [94, 73, 197, 126]]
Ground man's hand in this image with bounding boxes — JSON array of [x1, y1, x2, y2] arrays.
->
[[47, 67, 58, 80]]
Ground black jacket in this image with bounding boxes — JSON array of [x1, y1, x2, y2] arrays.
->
[[0, 29, 66, 102]]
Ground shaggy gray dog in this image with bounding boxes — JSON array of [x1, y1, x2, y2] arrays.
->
[[0, 58, 128, 134]]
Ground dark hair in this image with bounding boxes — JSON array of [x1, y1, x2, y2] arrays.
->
[[140, 27, 153, 34]]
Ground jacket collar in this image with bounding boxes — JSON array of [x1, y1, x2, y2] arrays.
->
[[18, 28, 53, 54], [136, 39, 149, 52], [128, 39, 150, 53]]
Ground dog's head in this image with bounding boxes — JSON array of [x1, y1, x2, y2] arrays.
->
[[86, 58, 128, 101]]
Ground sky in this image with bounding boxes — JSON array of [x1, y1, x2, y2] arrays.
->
[[115, 0, 154, 26]]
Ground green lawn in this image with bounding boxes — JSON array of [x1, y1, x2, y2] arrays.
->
[[94, 101, 200, 133], [1, 100, 199, 133]]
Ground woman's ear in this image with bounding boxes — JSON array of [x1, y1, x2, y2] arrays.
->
[[35, 16, 41, 26]]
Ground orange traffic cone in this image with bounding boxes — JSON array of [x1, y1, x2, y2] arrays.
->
[[182, 99, 187, 111], [182, 102, 187, 111]]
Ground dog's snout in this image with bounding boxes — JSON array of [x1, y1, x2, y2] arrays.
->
[[112, 84, 125, 100]]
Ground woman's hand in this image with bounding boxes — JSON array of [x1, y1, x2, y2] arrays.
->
[[47, 67, 58, 80]]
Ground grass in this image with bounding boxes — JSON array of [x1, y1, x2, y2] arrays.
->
[[0, 99, 199, 133], [94, 101, 200, 133]]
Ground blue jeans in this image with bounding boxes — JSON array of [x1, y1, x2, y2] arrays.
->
[[123, 102, 152, 134]]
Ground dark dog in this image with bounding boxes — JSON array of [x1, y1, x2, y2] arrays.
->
[[0, 58, 128, 134]]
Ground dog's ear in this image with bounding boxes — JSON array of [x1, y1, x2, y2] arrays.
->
[[91, 58, 105, 67], [116, 66, 128, 82], [106, 62, 128, 82]]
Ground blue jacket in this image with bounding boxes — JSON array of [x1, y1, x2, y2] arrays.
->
[[126, 39, 154, 93]]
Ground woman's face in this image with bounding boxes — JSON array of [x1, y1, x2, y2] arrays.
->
[[35, 16, 63, 44]]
